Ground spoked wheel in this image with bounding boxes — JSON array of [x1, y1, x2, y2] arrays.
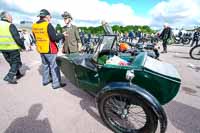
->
[[189, 45, 200, 60], [182, 39, 190, 45], [98, 91, 158, 133]]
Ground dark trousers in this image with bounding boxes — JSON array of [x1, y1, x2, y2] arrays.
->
[[191, 39, 199, 47], [129, 38, 134, 43], [162, 40, 168, 52], [1, 50, 22, 80], [153, 49, 160, 58]]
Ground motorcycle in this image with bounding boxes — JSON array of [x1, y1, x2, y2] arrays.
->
[[174, 33, 192, 45]]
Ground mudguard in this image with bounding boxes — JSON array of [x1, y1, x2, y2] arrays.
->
[[96, 82, 167, 133]]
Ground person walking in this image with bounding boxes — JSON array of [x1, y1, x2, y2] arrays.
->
[[191, 29, 199, 47], [22, 29, 32, 51], [159, 23, 172, 53], [32, 9, 66, 89], [79, 29, 85, 45], [128, 31, 134, 42], [0, 11, 25, 84], [61, 11, 82, 54]]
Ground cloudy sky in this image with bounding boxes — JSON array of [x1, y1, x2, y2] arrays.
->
[[0, 0, 200, 28]]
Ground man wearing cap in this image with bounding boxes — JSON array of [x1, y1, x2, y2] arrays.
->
[[159, 23, 172, 53], [0, 11, 25, 84], [61, 11, 82, 54], [32, 9, 66, 89]]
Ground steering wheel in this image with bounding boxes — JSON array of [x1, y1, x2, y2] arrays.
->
[[98, 49, 118, 57]]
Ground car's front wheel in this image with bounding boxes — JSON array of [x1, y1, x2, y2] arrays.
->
[[98, 91, 158, 133]]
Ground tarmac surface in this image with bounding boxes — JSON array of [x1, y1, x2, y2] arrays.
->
[[0, 44, 200, 133]]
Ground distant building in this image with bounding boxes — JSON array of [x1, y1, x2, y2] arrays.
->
[[193, 27, 200, 31], [16, 20, 33, 31], [20, 20, 33, 25]]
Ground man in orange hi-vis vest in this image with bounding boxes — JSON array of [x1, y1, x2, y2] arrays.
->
[[32, 9, 66, 89]]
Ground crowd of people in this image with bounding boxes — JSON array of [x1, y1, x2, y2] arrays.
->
[[0, 9, 81, 89]]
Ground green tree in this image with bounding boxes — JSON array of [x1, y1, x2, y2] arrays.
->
[[79, 25, 155, 35]]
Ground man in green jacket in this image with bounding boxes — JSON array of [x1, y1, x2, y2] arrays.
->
[[61, 11, 82, 54], [0, 11, 25, 84]]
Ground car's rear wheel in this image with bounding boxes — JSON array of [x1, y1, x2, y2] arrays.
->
[[98, 91, 158, 133]]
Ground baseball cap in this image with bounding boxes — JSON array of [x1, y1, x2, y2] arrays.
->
[[37, 9, 51, 17]]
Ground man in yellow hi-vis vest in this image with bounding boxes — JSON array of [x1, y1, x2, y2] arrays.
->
[[0, 11, 25, 84], [32, 9, 66, 89]]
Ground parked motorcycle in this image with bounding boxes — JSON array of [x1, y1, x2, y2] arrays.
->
[[174, 33, 192, 45]]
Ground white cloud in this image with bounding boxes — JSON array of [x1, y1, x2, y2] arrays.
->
[[1, 0, 150, 26], [2, 0, 200, 29], [149, 0, 200, 28]]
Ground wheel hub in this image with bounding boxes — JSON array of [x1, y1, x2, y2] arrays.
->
[[121, 109, 128, 119]]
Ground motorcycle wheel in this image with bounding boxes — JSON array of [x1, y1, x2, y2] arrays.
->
[[98, 91, 158, 133], [189, 45, 200, 60], [182, 39, 190, 45]]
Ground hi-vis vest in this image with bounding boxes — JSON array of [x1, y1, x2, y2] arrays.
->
[[32, 21, 50, 53], [0, 21, 20, 50]]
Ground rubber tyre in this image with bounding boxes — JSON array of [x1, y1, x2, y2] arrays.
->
[[189, 45, 200, 60], [182, 39, 190, 45], [97, 91, 158, 133]]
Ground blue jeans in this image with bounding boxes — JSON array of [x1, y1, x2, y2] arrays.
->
[[58, 40, 63, 48], [40, 54, 61, 88]]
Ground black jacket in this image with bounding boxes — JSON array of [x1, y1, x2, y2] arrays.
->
[[193, 31, 199, 40], [160, 27, 172, 41], [0, 20, 25, 50]]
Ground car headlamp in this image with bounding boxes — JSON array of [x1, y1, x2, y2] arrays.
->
[[126, 70, 135, 82]]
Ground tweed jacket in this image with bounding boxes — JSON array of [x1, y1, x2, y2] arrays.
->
[[62, 24, 81, 54]]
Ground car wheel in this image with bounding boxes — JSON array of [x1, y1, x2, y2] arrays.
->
[[98, 91, 158, 133]]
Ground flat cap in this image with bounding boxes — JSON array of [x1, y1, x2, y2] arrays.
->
[[61, 11, 72, 19]]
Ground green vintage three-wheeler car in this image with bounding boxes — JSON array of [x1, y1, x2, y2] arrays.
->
[[56, 35, 181, 133]]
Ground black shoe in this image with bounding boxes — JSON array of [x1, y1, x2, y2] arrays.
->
[[60, 83, 66, 87], [3, 76, 10, 81], [7, 79, 18, 84], [16, 74, 24, 80], [53, 83, 66, 89], [43, 80, 52, 86], [161, 50, 167, 53]]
